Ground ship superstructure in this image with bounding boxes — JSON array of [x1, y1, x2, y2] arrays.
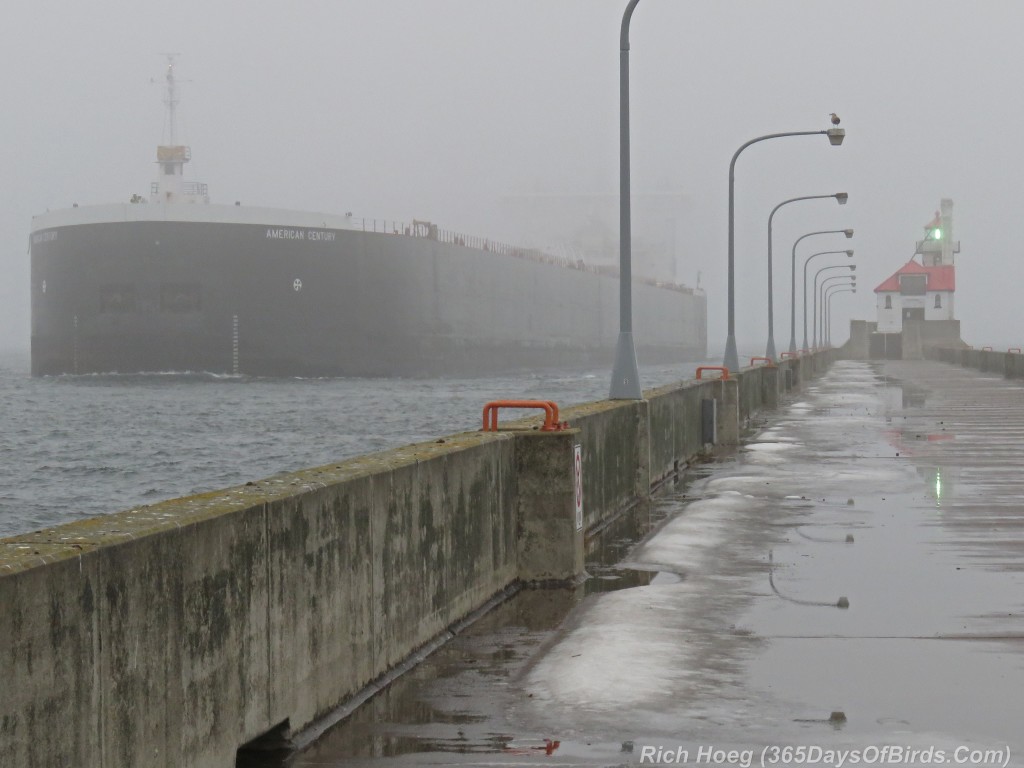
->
[[151, 57, 208, 205]]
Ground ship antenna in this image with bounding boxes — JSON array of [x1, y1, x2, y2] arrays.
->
[[161, 52, 181, 145]]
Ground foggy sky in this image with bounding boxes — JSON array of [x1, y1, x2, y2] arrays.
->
[[2, 1, 1021, 356]]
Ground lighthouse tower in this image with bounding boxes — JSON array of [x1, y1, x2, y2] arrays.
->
[[915, 198, 960, 267]]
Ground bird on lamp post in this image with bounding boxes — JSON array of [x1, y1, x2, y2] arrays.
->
[[830, 113, 841, 126]]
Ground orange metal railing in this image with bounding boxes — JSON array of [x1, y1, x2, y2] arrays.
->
[[482, 400, 568, 432], [749, 356, 775, 368], [1010, 348, 1021, 354], [696, 366, 730, 381], [780, 351, 799, 360]]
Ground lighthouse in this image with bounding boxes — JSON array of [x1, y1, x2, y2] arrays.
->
[[845, 199, 967, 359], [874, 199, 960, 335]]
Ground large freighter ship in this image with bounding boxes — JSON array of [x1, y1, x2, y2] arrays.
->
[[30, 62, 706, 377]]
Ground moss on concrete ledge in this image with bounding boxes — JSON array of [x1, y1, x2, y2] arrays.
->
[[0, 429, 513, 576]]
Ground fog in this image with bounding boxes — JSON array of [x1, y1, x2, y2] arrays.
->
[[2, 1, 1021, 355]]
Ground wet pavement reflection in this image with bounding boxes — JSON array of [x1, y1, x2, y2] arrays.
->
[[258, 361, 1024, 767]]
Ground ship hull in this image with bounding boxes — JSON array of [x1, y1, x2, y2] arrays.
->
[[30, 208, 706, 377]]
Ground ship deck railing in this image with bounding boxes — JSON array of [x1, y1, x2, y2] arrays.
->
[[355, 216, 697, 295]]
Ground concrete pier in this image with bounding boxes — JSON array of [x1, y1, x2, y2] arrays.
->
[[0, 355, 822, 768], [291, 359, 1024, 765]]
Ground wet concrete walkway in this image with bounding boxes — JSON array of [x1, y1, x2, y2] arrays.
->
[[280, 361, 1024, 767]]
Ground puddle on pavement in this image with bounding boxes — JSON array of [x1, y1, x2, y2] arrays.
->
[[581, 489, 696, 595], [237, 468, 711, 767], [880, 375, 929, 410], [876, 373, 959, 504]]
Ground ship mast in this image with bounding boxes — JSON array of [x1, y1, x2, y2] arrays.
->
[[150, 55, 209, 205], [165, 53, 179, 146]]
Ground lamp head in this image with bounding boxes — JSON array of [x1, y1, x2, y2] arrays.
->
[[843, 229, 854, 238], [835, 192, 849, 205], [849, 265, 857, 271], [846, 249, 854, 257], [827, 128, 846, 146]]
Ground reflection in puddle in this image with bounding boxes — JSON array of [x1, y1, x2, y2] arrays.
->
[[882, 378, 929, 410], [919, 465, 960, 506]]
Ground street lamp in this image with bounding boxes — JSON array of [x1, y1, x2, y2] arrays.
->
[[815, 272, 856, 348], [724, 122, 846, 371], [765, 192, 847, 360], [820, 275, 857, 343], [798, 241, 853, 351], [826, 286, 856, 346], [786, 234, 851, 354], [610, 0, 643, 399], [813, 264, 856, 348]]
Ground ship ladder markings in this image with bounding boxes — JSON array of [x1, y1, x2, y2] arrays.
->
[[73, 315, 79, 375], [232, 315, 239, 375]]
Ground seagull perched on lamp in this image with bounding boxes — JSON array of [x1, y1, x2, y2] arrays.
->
[[830, 113, 841, 126]]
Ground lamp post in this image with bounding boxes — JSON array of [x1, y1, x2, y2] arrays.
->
[[789, 233, 853, 353], [813, 264, 856, 348], [819, 275, 856, 340], [799, 241, 853, 351], [826, 286, 856, 346], [819, 275, 856, 344], [765, 192, 847, 360], [610, 0, 643, 399], [724, 123, 846, 371]]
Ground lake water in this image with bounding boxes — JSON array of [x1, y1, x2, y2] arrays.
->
[[0, 349, 711, 537]]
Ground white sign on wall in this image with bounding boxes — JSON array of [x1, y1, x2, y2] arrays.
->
[[574, 444, 583, 532]]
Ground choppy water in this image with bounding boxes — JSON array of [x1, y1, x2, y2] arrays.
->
[[0, 349, 708, 538]]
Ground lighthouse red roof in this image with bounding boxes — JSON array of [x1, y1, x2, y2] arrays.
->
[[874, 259, 955, 293]]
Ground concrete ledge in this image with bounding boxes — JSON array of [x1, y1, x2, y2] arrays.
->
[[2, 431, 523, 768], [0, 351, 835, 767], [926, 345, 1024, 379]]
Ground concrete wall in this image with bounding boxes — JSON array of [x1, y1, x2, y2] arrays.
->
[[902, 319, 966, 360], [0, 351, 831, 768], [840, 320, 875, 360], [1, 433, 525, 768], [928, 345, 1024, 379], [909, 318, 964, 352], [841, 319, 964, 361]]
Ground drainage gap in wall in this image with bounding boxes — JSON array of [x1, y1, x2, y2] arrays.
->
[[236, 720, 292, 768]]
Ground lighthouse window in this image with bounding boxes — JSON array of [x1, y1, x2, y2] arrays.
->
[[884, 295, 892, 309], [934, 294, 942, 308], [163, 163, 177, 174], [899, 274, 927, 295]]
